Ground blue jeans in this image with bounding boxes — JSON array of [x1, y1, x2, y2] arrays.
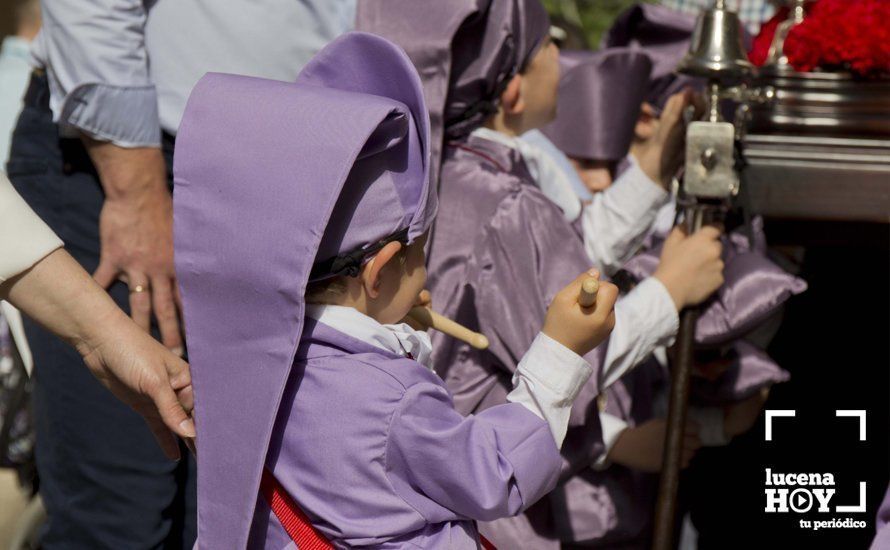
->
[[6, 73, 196, 549]]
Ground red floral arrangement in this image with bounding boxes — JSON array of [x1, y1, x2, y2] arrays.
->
[[749, 0, 890, 78]]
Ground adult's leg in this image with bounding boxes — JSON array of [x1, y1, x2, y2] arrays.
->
[[7, 73, 195, 549]]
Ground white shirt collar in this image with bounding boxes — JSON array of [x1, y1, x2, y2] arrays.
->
[[305, 304, 434, 371]]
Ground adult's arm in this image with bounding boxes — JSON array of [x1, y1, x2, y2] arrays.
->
[[0, 176, 194, 459], [38, 1, 182, 351], [0, 174, 62, 283], [2, 248, 195, 459]]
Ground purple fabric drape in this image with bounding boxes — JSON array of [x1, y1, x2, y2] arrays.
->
[[621, 217, 807, 348], [356, 0, 478, 190]]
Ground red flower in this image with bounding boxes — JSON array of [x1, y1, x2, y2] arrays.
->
[[749, 0, 890, 78], [749, 7, 790, 66]]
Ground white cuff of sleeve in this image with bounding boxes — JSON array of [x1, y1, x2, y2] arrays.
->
[[688, 406, 729, 446], [507, 332, 593, 447], [59, 83, 161, 148], [645, 277, 680, 345], [612, 155, 670, 215], [0, 176, 63, 282], [581, 155, 669, 275], [628, 277, 680, 349], [592, 412, 629, 470], [602, 277, 679, 388]]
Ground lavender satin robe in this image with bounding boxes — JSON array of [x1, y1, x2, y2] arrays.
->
[[428, 134, 606, 430], [428, 135, 610, 548], [621, 216, 807, 349], [551, 361, 666, 548], [248, 318, 561, 549], [477, 366, 666, 549]]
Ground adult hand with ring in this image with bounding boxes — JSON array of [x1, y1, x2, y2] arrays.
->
[[86, 138, 184, 356], [3, 247, 195, 459]]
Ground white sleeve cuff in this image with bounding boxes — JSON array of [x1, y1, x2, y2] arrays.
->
[[639, 277, 680, 347], [581, 156, 670, 275], [688, 406, 729, 446], [592, 412, 629, 470], [507, 332, 593, 447], [59, 83, 161, 147], [0, 176, 63, 283], [610, 155, 669, 216], [602, 277, 679, 388]]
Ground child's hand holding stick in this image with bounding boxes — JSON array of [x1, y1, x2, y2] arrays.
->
[[405, 271, 613, 355], [543, 269, 618, 357], [579, 277, 600, 307]]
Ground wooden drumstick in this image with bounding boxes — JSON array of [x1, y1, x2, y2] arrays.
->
[[579, 278, 599, 308], [408, 307, 490, 350]]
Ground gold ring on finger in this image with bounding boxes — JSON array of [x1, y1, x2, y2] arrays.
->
[[130, 284, 149, 294]]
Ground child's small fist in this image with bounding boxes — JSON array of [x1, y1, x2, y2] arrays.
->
[[654, 225, 725, 310], [543, 269, 618, 357]]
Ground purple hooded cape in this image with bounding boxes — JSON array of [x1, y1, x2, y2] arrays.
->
[[541, 49, 653, 162], [358, 0, 550, 186], [357, 0, 477, 190], [443, 0, 550, 139], [173, 32, 433, 549], [601, 3, 700, 110], [430, 134, 611, 548]]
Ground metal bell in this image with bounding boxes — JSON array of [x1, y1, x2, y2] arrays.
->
[[677, 0, 753, 81]]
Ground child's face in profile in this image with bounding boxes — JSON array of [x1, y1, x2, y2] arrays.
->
[[570, 157, 614, 194], [373, 232, 428, 325], [629, 102, 661, 158], [519, 37, 560, 130], [572, 103, 664, 194]]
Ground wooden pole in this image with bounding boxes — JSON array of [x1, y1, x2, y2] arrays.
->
[[652, 308, 698, 549], [653, 209, 704, 550]]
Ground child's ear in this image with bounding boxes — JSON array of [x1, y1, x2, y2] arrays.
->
[[634, 102, 658, 142], [500, 74, 525, 115], [362, 241, 403, 299]]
